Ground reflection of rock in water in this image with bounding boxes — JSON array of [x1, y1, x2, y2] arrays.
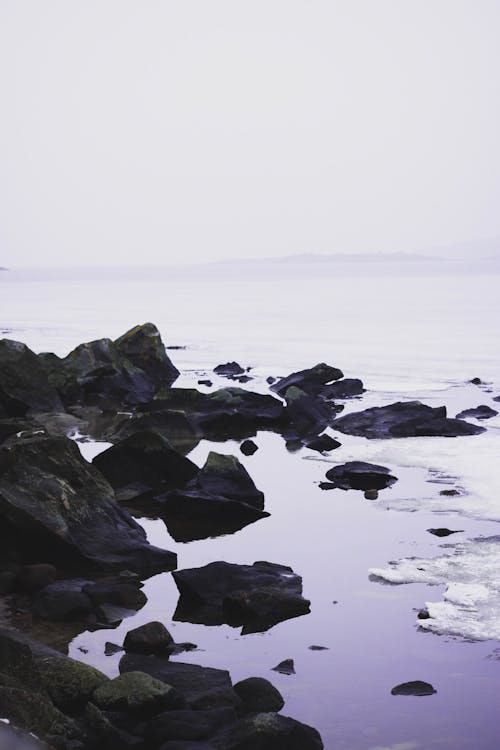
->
[[172, 560, 311, 634]]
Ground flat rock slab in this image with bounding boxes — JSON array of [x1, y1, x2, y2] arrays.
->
[[332, 401, 486, 438], [325, 461, 397, 491], [172, 561, 310, 634], [119, 654, 239, 710]]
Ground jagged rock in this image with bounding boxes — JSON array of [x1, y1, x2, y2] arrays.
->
[[456, 405, 498, 420], [233, 677, 284, 713], [271, 659, 295, 675], [92, 671, 183, 717], [320, 378, 365, 400], [93, 430, 199, 499], [158, 452, 268, 543], [109, 410, 199, 455], [123, 621, 174, 655], [0, 434, 176, 575], [325, 461, 397, 491], [304, 434, 341, 453], [332, 401, 485, 438], [172, 561, 310, 634], [214, 362, 245, 376], [119, 654, 239, 710], [114, 322, 179, 387], [240, 439, 258, 456], [271, 363, 343, 397], [391, 680, 436, 696], [220, 712, 323, 750], [0, 339, 63, 416]]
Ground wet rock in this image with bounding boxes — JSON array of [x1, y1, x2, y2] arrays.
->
[[123, 621, 174, 655], [271, 363, 344, 398], [32, 580, 94, 621], [439, 488, 461, 496], [364, 489, 379, 500], [105, 641, 123, 656], [232, 375, 253, 384], [0, 339, 63, 416], [282, 387, 333, 439], [456, 405, 498, 420], [308, 645, 329, 651], [304, 434, 341, 453], [493, 395, 500, 402], [93, 430, 199, 499], [233, 678, 284, 713], [0, 686, 79, 744], [114, 322, 179, 388], [325, 461, 397, 491], [332, 401, 486, 438], [183, 452, 264, 509], [193, 389, 285, 440], [427, 528, 463, 537], [266, 376, 276, 385], [391, 680, 436, 696], [93, 671, 183, 717], [172, 561, 310, 634], [110, 409, 199, 455], [145, 707, 236, 745], [271, 659, 295, 675], [222, 712, 323, 750], [469, 377, 482, 385], [119, 654, 238, 710], [320, 378, 365, 400], [240, 439, 258, 456], [17, 564, 58, 594], [417, 609, 430, 620], [0, 434, 176, 575], [82, 581, 147, 623], [214, 362, 245, 377], [35, 656, 109, 712], [318, 482, 336, 491], [198, 380, 213, 387]]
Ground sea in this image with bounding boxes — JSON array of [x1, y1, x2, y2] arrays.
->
[[1, 258, 499, 750]]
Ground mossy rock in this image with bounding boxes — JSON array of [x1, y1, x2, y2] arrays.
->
[[36, 656, 109, 711], [0, 685, 79, 741], [92, 671, 183, 717]]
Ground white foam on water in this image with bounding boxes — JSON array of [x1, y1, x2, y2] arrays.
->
[[369, 537, 500, 640]]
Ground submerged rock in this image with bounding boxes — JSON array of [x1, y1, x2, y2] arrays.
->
[[0, 339, 63, 416], [456, 405, 498, 420], [172, 561, 310, 634], [391, 680, 436, 696], [325, 461, 398, 491], [0, 434, 176, 575], [332, 401, 486, 438]]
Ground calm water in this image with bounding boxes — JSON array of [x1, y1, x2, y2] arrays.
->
[[1, 264, 500, 749]]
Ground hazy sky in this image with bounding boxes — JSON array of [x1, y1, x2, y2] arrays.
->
[[1, 1, 500, 267]]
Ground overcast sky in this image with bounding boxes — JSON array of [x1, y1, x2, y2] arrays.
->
[[1, 1, 500, 267]]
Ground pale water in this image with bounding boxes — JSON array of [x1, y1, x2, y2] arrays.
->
[[1, 263, 500, 749]]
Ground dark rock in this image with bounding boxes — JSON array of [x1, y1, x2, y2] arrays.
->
[[82, 581, 148, 622], [325, 461, 397, 491], [364, 489, 379, 500], [158, 743, 217, 750], [105, 641, 123, 656], [222, 712, 323, 750], [271, 363, 343, 397], [0, 570, 17, 593], [110, 409, 199, 454], [0, 417, 44, 444], [158, 452, 268, 543], [282, 387, 333, 439], [146, 707, 236, 745], [198, 380, 213, 387], [84, 701, 144, 749], [0, 434, 176, 575], [493, 395, 500, 402], [0, 339, 63, 416], [32, 580, 94, 621], [318, 482, 336, 490], [320, 378, 365, 399], [233, 678, 284, 713], [417, 609, 430, 620], [266, 377, 276, 385], [172, 561, 310, 634], [119, 654, 238, 710], [123, 621, 174, 655], [232, 375, 253, 384], [439, 488, 460, 496], [332, 401, 485, 439], [214, 362, 245, 376], [93, 671, 183, 717], [114, 322, 179, 388], [240, 439, 258, 456], [93, 430, 199, 497], [193, 389, 285, 440], [456, 405, 498, 420], [35, 655, 108, 712], [0, 686, 79, 744], [271, 659, 295, 675], [308, 645, 329, 651], [304, 434, 341, 453], [17, 564, 58, 594], [427, 528, 463, 537], [469, 377, 482, 385], [391, 680, 436, 696]]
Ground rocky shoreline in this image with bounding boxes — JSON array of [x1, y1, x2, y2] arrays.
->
[[0, 322, 493, 749]]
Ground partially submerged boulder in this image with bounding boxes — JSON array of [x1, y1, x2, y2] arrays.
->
[[233, 677, 284, 714], [325, 461, 398, 491], [114, 322, 179, 387], [123, 621, 175, 655], [214, 362, 245, 377], [332, 401, 486, 438], [221, 712, 324, 750], [172, 561, 310, 634], [456, 405, 498, 420], [0, 434, 176, 575], [282, 386, 334, 440], [271, 363, 344, 397]]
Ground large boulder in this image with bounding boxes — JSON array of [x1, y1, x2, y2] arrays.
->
[[220, 712, 324, 750], [114, 322, 179, 387], [93, 430, 199, 500], [233, 677, 284, 714], [0, 434, 176, 575], [0, 339, 63, 416], [145, 707, 236, 745], [35, 656, 109, 712], [158, 452, 268, 542], [271, 363, 344, 397], [172, 561, 310, 634], [123, 621, 175, 655], [332, 401, 486, 438], [325, 461, 398, 491]]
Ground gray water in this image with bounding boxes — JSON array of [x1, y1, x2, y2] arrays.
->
[[1, 263, 500, 749]]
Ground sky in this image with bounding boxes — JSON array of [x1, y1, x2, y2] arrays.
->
[[1, 1, 500, 267]]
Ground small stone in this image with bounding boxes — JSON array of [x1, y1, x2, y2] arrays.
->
[[428, 528, 463, 537], [391, 680, 436, 696], [305, 434, 341, 453], [266, 376, 276, 384], [417, 609, 430, 620], [364, 489, 379, 500], [308, 645, 329, 651], [198, 379, 213, 387], [233, 677, 284, 713], [104, 642, 123, 656], [271, 659, 295, 675], [240, 439, 258, 456], [469, 377, 482, 385], [439, 489, 460, 496]]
